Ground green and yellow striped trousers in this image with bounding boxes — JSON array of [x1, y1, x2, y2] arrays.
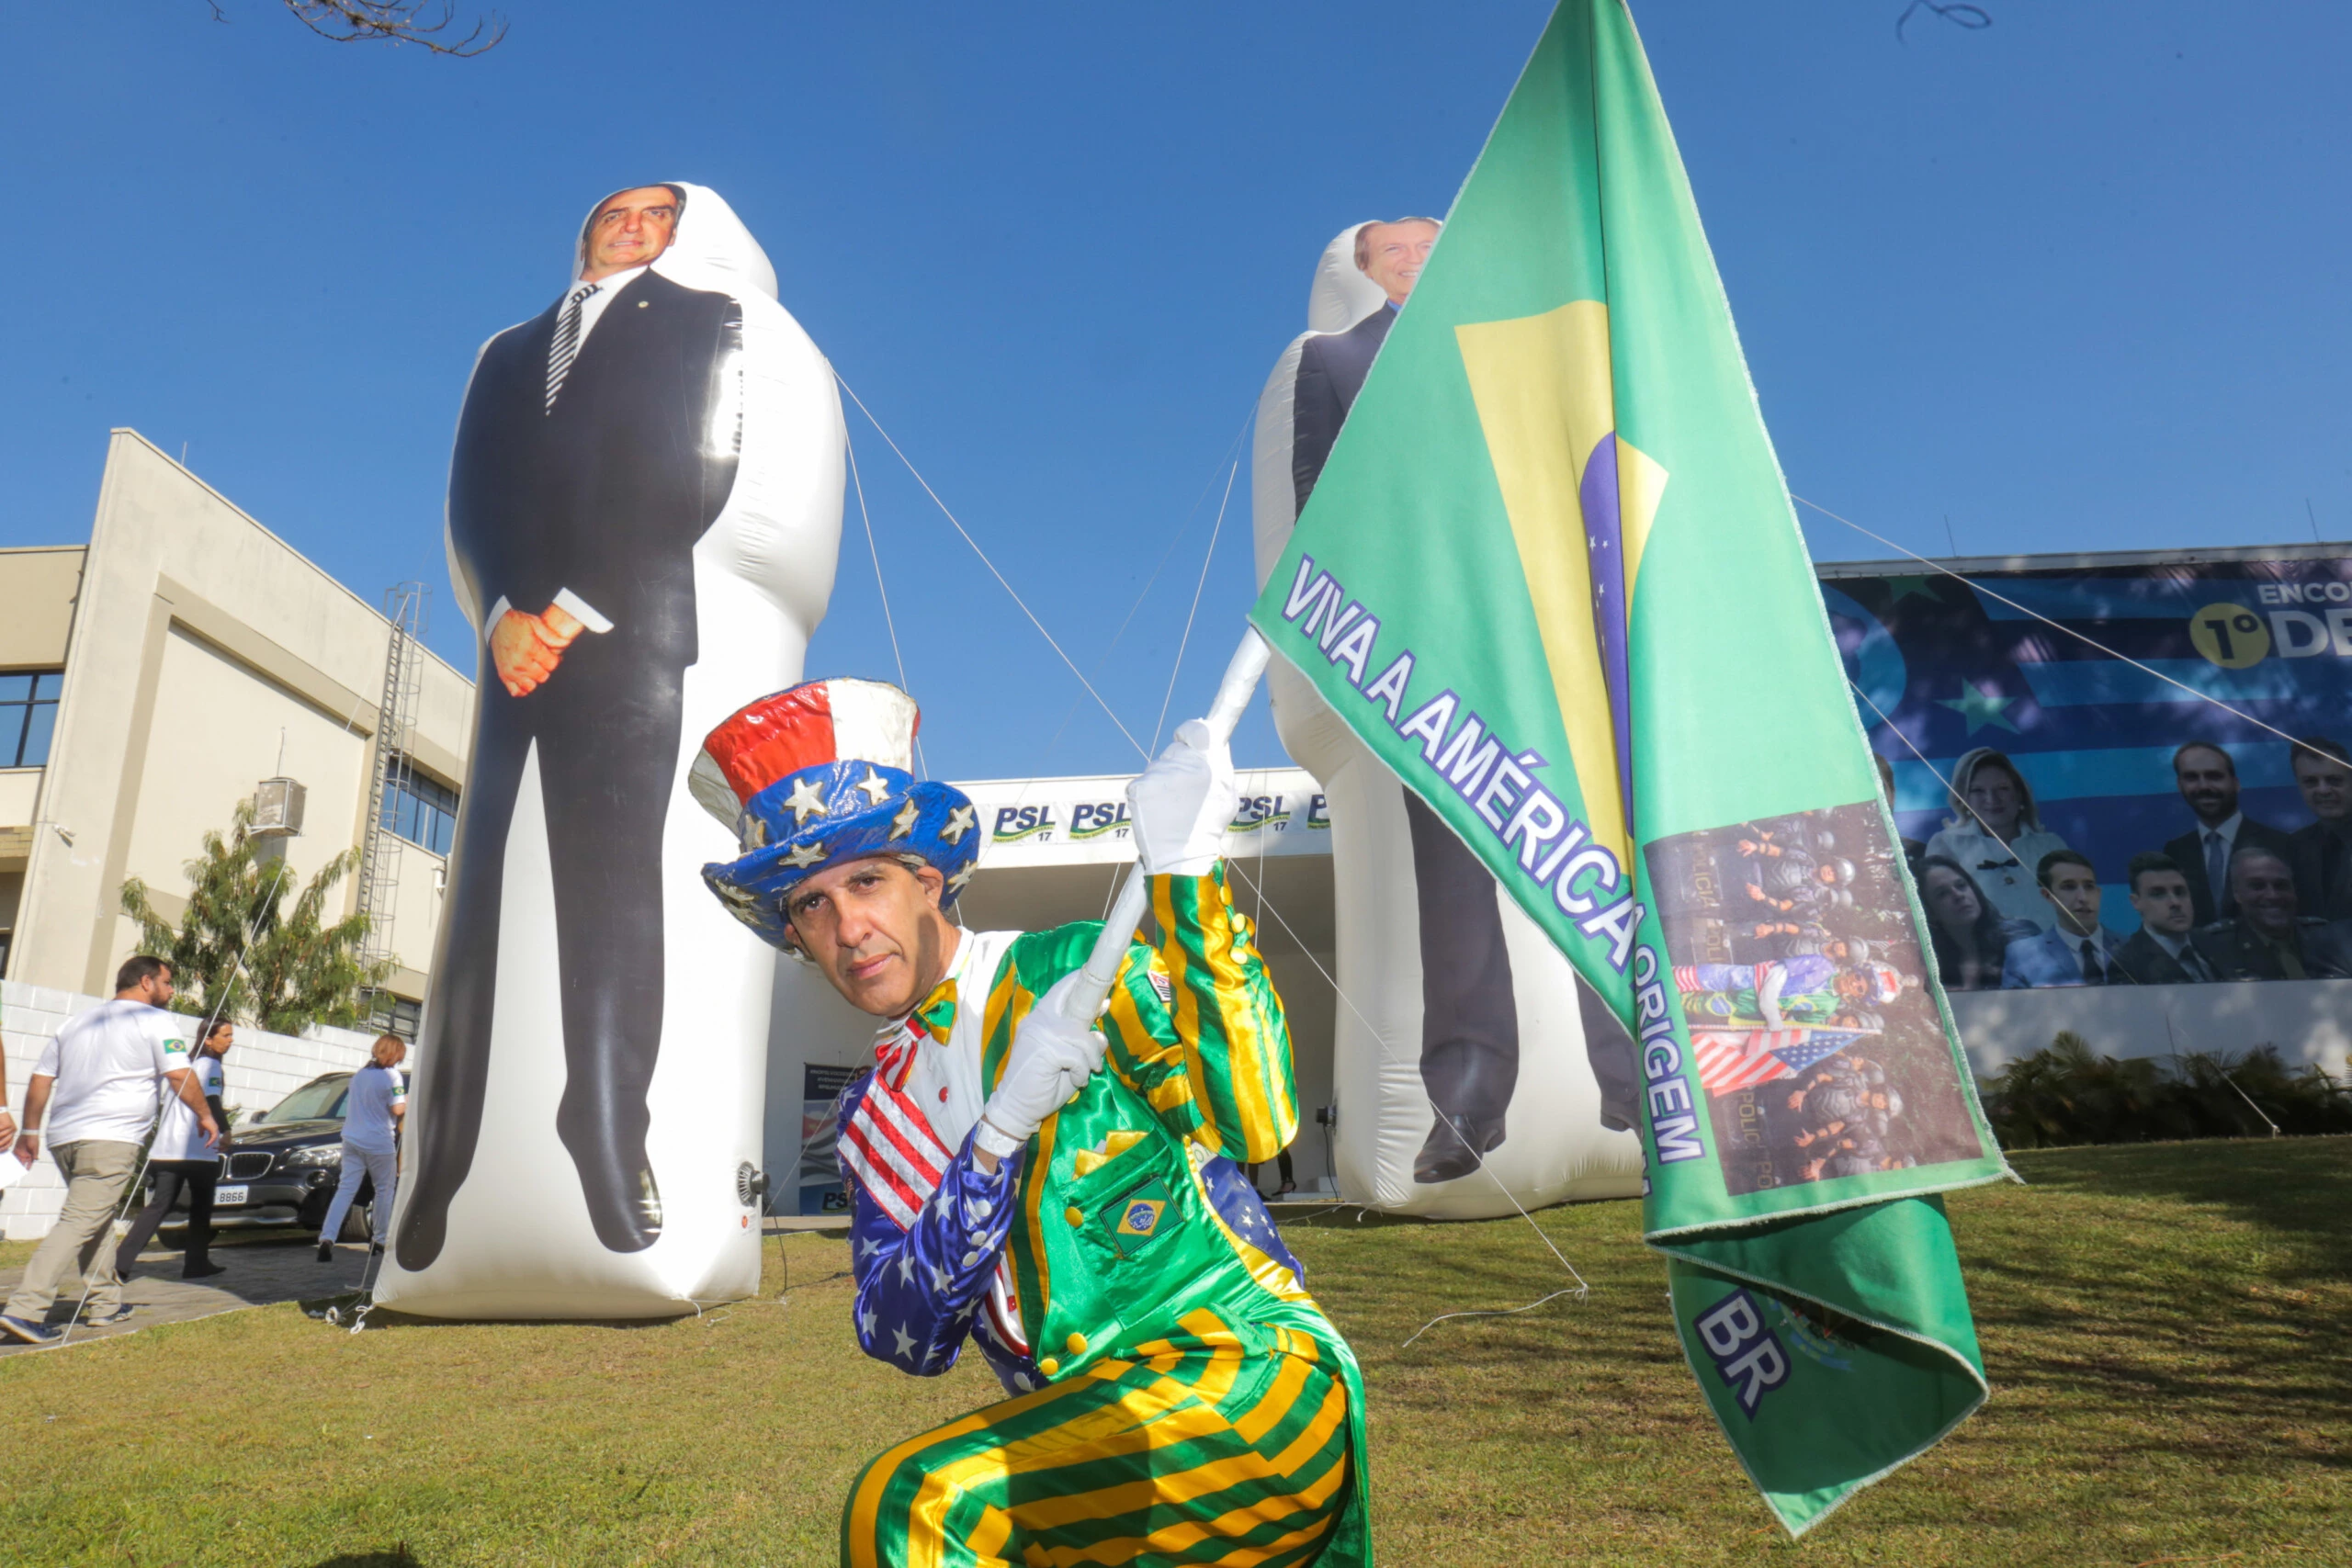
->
[[842, 1312, 1353, 1567]]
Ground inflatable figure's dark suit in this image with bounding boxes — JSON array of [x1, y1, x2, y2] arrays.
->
[[402, 267, 741, 1267], [1289, 300, 1522, 1184]]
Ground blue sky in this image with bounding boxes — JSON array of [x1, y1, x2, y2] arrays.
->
[[6, 2, 2349, 781]]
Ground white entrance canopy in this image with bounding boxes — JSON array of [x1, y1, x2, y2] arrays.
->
[[762, 768, 1344, 1212]]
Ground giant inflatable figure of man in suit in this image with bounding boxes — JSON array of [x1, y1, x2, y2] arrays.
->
[[1253, 222, 1641, 1214], [382, 185, 844, 1317]]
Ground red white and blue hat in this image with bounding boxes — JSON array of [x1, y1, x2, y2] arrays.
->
[[694, 678, 980, 949]]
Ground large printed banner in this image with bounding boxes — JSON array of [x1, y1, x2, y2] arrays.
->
[[1826, 554, 2352, 988], [1250, 0, 2004, 1533]]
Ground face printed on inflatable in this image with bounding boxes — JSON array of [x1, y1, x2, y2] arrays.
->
[[582, 186, 682, 281], [1357, 220, 1440, 307], [785, 855, 958, 1018]]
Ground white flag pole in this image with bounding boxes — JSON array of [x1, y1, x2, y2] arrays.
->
[[1058, 626, 1272, 1021]]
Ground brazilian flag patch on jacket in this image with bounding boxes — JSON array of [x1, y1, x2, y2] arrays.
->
[[1104, 1179, 1173, 1258]]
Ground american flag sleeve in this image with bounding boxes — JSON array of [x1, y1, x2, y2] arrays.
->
[[1099, 865, 1299, 1164], [843, 1083, 1022, 1377]]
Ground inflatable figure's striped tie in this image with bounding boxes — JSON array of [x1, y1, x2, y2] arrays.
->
[[545, 282, 599, 412]]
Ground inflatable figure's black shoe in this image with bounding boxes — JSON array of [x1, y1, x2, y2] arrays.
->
[[582, 1162, 664, 1255], [1412, 1112, 1508, 1185]]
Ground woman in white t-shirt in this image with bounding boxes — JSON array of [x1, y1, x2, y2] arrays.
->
[[1921, 746, 2071, 934], [318, 1034, 407, 1263], [115, 1018, 233, 1280]]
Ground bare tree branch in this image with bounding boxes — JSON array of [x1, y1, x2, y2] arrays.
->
[[1897, 2, 1993, 43], [271, 0, 505, 55]]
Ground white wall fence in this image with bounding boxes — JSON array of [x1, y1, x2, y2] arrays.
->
[[0, 980, 380, 1240], [1949, 976, 2352, 1079]]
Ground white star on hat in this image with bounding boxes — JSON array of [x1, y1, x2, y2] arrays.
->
[[947, 863, 978, 892], [785, 840, 829, 869], [857, 768, 893, 807], [784, 775, 829, 826], [943, 805, 978, 845], [889, 799, 921, 840]]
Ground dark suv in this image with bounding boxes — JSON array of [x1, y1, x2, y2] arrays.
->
[[152, 1072, 383, 1241]]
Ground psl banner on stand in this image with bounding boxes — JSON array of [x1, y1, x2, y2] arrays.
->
[[1250, 0, 2009, 1533]]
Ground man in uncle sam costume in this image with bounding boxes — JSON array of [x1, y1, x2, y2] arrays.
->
[[696, 676, 1372, 1566]]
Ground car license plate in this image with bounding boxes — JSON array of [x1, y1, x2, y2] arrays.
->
[[215, 1185, 248, 1207]]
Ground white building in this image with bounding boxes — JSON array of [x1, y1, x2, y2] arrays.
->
[[0, 432, 479, 1235], [1, 431, 473, 1014]]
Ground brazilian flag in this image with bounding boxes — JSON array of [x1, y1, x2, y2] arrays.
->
[[1249, 0, 2010, 1536]]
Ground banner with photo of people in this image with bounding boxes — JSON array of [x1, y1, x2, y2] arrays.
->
[[1823, 547, 2352, 991]]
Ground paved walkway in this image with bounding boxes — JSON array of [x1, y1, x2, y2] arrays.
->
[[0, 1204, 1332, 1354], [0, 1235, 374, 1356]]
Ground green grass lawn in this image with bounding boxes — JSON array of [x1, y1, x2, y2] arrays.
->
[[0, 1138, 2344, 1566]]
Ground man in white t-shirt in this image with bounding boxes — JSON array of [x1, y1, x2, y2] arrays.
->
[[2, 957, 219, 1344]]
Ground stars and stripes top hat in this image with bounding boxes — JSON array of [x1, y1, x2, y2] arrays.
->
[[694, 678, 981, 951]]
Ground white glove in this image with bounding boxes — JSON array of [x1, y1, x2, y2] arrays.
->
[[975, 974, 1110, 1158], [1127, 718, 1236, 876]]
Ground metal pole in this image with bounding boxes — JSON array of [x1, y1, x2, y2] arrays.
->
[[1059, 627, 1271, 1022]]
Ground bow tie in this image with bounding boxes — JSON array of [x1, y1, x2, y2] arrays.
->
[[875, 977, 959, 1089], [910, 979, 958, 1043]]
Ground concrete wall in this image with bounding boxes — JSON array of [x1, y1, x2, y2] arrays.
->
[[0, 546, 79, 887], [0, 979, 379, 1240], [0, 773, 40, 828], [0, 547, 84, 669], [4, 433, 472, 1004]]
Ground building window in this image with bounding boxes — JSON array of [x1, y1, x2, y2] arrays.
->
[[0, 671, 62, 768], [368, 991, 423, 1042], [381, 759, 459, 856]]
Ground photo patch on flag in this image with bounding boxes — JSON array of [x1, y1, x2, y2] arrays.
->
[[1642, 802, 1989, 1197], [1102, 1178, 1173, 1258]]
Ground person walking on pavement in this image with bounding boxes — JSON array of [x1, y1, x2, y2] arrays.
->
[[115, 1018, 235, 1280], [1, 958, 218, 1345], [318, 1035, 407, 1263]]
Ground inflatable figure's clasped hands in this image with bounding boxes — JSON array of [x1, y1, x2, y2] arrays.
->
[[491, 603, 587, 697]]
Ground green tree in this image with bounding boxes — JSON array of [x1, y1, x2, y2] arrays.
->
[[119, 801, 393, 1036]]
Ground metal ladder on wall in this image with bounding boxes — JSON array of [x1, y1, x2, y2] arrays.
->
[[355, 582, 428, 1021]]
